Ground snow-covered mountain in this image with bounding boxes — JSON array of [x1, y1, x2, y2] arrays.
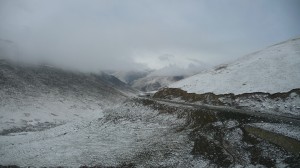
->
[[171, 37, 300, 94], [131, 64, 208, 92], [111, 70, 150, 84], [0, 59, 135, 132], [132, 75, 184, 92]]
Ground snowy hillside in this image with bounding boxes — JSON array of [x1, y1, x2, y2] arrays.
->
[[171, 38, 300, 94], [0, 59, 135, 132]]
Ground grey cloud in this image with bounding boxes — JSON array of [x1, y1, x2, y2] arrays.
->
[[0, 0, 299, 72]]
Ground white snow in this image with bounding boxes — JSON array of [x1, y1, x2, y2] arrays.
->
[[0, 92, 106, 133], [0, 102, 204, 167], [171, 38, 300, 94]]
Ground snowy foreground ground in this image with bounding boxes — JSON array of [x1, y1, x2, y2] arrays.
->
[[0, 99, 208, 167], [1, 97, 300, 167]]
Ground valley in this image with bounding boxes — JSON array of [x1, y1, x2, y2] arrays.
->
[[1, 38, 300, 167]]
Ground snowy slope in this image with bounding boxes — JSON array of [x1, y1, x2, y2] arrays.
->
[[171, 38, 300, 94], [0, 60, 135, 132], [0, 101, 199, 167]]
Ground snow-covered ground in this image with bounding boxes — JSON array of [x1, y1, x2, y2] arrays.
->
[[0, 101, 207, 167], [0, 93, 105, 133], [171, 38, 300, 95], [1, 94, 298, 167]]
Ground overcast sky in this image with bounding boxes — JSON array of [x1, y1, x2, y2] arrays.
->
[[0, 0, 299, 72]]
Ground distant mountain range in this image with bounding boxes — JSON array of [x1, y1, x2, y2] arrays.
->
[[112, 63, 209, 92]]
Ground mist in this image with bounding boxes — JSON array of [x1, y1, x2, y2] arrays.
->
[[0, 0, 299, 72]]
